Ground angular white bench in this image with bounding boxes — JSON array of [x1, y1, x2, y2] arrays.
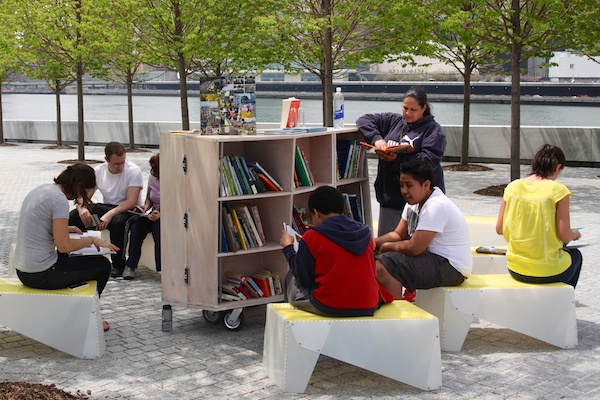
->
[[465, 216, 508, 274], [0, 278, 106, 359], [415, 274, 577, 351], [263, 301, 442, 393]]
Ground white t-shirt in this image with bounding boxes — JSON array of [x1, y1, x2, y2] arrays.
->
[[94, 160, 143, 205], [402, 187, 472, 276]]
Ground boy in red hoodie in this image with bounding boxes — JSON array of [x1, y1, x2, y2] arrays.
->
[[280, 186, 392, 317]]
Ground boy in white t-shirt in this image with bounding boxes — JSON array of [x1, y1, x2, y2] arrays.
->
[[69, 142, 143, 278], [374, 160, 472, 300]]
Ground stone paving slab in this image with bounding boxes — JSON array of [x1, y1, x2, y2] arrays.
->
[[1, 143, 599, 399]]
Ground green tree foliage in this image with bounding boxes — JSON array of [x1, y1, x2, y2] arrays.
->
[[419, 0, 501, 165], [0, 0, 21, 144], [135, 0, 278, 130], [253, 0, 421, 127], [476, 0, 598, 180], [9, 0, 114, 159]]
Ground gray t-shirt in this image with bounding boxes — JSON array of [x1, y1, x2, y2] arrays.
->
[[15, 184, 69, 273]]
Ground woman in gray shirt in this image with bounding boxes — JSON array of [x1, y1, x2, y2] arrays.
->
[[15, 164, 117, 329]]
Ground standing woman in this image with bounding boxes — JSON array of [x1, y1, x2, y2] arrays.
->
[[14, 164, 117, 330], [356, 86, 446, 237], [123, 153, 161, 279], [496, 144, 583, 287]]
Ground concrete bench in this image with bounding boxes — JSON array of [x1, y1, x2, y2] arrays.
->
[[263, 301, 442, 392], [0, 278, 106, 359], [415, 274, 577, 351]]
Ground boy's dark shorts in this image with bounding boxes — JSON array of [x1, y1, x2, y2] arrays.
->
[[376, 250, 465, 290]]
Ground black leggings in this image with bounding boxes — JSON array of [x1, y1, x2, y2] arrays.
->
[[17, 252, 111, 296]]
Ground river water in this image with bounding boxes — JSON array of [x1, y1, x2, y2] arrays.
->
[[2, 93, 599, 126]]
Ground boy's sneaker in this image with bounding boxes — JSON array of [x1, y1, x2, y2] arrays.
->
[[122, 267, 136, 280], [402, 288, 416, 303], [110, 266, 124, 278]]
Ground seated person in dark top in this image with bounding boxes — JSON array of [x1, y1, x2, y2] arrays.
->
[[280, 186, 392, 317]]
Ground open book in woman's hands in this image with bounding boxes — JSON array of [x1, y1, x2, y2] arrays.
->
[[358, 142, 415, 155]]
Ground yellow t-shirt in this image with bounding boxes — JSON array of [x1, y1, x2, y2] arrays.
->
[[502, 179, 572, 277]]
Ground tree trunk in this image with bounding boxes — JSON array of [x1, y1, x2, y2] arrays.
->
[[127, 69, 135, 149], [322, 0, 334, 127], [0, 86, 4, 143], [55, 84, 62, 146], [178, 53, 190, 130], [77, 59, 85, 160], [510, 0, 521, 181], [460, 60, 472, 166]]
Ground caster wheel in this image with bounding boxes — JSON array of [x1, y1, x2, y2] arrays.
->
[[202, 310, 223, 325], [223, 309, 245, 331]]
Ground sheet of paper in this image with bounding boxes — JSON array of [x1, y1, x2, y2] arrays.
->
[[284, 223, 301, 252]]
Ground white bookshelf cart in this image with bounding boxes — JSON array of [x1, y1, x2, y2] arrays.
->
[[160, 128, 372, 330]]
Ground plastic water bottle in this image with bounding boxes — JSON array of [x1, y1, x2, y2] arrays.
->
[[162, 305, 172, 332], [333, 87, 344, 129]]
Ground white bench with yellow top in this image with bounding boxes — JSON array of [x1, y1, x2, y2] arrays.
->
[[0, 278, 106, 359], [263, 301, 442, 392], [465, 216, 508, 274], [415, 274, 577, 351]]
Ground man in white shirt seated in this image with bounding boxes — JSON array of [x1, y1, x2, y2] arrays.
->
[[374, 160, 472, 300], [69, 142, 143, 279]]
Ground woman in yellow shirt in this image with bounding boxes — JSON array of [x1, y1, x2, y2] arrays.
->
[[496, 144, 582, 287]]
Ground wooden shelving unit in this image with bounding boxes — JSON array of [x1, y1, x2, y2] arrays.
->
[[160, 128, 371, 330]]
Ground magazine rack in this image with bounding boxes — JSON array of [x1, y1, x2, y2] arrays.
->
[[160, 128, 371, 330]]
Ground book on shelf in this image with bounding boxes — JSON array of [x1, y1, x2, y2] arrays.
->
[[249, 272, 271, 297], [300, 148, 315, 185], [263, 126, 328, 134], [228, 155, 250, 195], [358, 141, 415, 155], [246, 276, 264, 297], [221, 207, 241, 252], [246, 161, 284, 191], [294, 146, 313, 186], [232, 204, 263, 247], [222, 282, 247, 299], [257, 268, 282, 295], [249, 205, 266, 245], [220, 293, 241, 302], [249, 168, 267, 193], [234, 207, 258, 248], [220, 223, 228, 253], [239, 156, 258, 194], [229, 209, 249, 250], [292, 205, 310, 235], [233, 156, 255, 195]]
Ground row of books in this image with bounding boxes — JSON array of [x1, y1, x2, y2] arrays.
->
[[337, 140, 368, 179], [220, 155, 283, 197], [220, 270, 283, 302], [343, 193, 364, 224], [221, 204, 265, 253], [294, 146, 315, 187]]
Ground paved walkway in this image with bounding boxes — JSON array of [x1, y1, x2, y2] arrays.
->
[[1, 143, 599, 399]]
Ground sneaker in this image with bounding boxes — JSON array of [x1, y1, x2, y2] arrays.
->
[[122, 267, 136, 280], [110, 266, 124, 278], [402, 288, 416, 303]]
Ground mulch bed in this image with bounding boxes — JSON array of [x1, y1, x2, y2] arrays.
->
[[0, 382, 90, 399], [442, 164, 493, 172]]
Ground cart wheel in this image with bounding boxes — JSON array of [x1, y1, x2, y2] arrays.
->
[[223, 309, 245, 331], [202, 310, 223, 325]]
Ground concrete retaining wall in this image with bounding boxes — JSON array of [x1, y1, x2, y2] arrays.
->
[[3, 120, 599, 164]]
